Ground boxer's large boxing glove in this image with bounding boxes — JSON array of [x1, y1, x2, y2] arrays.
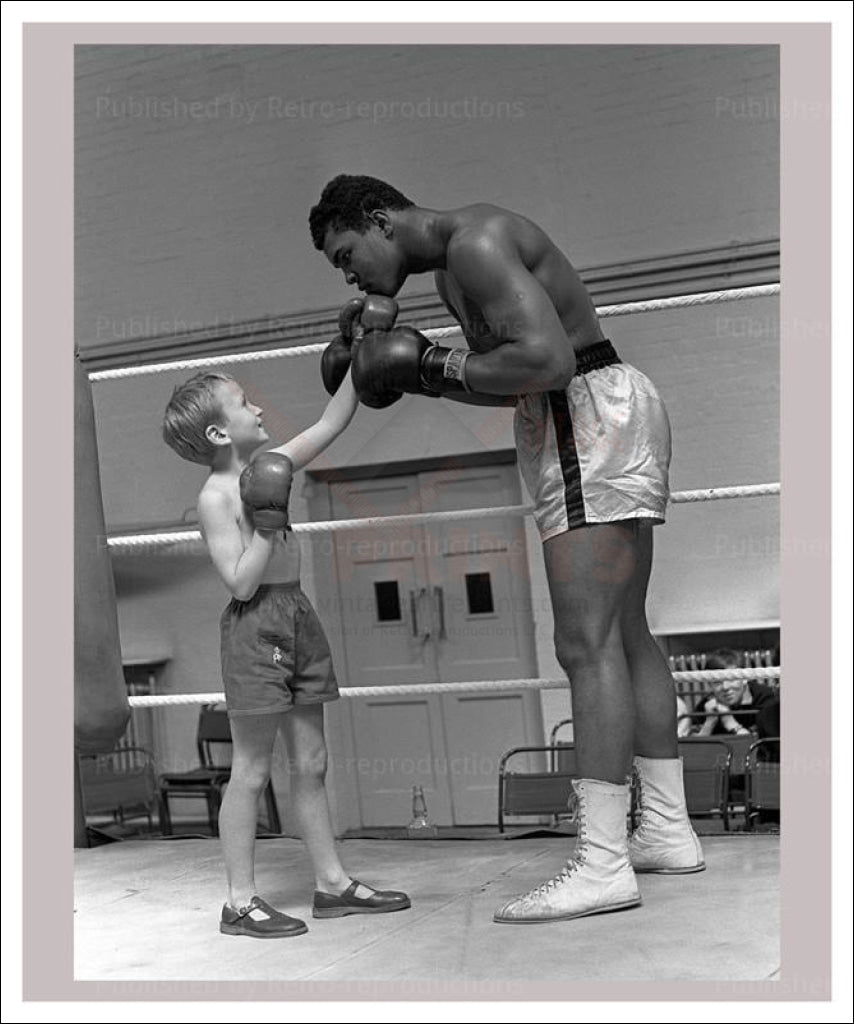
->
[[321, 295, 399, 395], [239, 452, 294, 531], [346, 296, 402, 408], [359, 294, 399, 333], [351, 325, 472, 406]]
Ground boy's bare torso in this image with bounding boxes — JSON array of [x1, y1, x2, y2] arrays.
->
[[201, 473, 301, 587]]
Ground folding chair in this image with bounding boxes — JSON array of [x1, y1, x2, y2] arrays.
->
[[548, 718, 573, 746], [744, 737, 781, 830], [158, 704, 281, 836], [677, 738, 732, 830], [497, 744, 577, 832], [79, 746, 161, 829]]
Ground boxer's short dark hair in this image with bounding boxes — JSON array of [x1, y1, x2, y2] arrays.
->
[[309, 174, 414, 249]]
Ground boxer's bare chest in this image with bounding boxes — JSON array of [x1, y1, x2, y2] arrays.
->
[[434, 270, 502, 354]]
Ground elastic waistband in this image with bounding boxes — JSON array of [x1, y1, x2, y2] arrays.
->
[[574, 339, 621, 375]]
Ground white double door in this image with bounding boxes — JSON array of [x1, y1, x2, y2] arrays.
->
[[329, 463, 542, 827]]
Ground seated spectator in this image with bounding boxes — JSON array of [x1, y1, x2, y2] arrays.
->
[[675, 693, 695, 738], [696, 649, 780, 754], [695, 650, 781, 827]]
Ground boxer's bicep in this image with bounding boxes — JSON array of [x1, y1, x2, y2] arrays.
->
[[448, 234, 575, 389]]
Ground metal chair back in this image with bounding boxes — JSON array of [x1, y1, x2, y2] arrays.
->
[[744, 737, 781, 829], [677, 738, 732, 830], [498, 744, 577, 832]]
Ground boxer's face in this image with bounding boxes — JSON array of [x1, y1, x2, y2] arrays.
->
[[322, 222, 405, 297]]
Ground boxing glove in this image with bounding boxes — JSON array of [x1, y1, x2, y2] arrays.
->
[[351, 326, 425, 408], [338, 296, 366, 341], [321, 335, 354, 395], [419, 341, 472, 395], [347, 296, 403, 409], [321, 298, 366, 395], [351, 325, 471, 407], [360, 294, 399, 333], [321, 296, 400, 395], [239, 452, 294, 531]]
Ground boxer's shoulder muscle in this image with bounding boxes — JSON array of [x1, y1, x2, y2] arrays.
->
[[447, 204, 550, 255]]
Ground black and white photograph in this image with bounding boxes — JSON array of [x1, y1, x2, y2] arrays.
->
[[10, 8, 845, 1014]]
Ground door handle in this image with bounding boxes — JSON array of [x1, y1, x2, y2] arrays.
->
[[432, 586, 447, 640], [409, 589, 419, 638], [409, 587, 431, 641], [419, 587, 432, 640]]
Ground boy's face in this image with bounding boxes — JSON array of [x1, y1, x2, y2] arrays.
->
[[322, 220, 406, 297], [214, 381, 269, 449]]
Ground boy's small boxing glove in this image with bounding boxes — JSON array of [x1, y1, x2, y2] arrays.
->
[[239, 452, 294, 531]]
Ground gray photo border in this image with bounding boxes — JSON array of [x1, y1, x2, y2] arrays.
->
[[15, 12, 846, 1015]]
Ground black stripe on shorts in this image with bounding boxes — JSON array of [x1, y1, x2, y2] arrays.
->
[[546, 389, 587, 531]]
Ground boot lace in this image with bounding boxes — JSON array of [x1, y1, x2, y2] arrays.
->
[[529, 859, 579, 895], [631, 768, 648, 838], [527, 792, 588, 895]]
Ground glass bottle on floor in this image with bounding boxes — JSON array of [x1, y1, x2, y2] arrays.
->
[[407, 785, 439, 838]]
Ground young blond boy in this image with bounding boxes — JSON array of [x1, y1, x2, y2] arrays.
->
[[162, 368, 410, 937]]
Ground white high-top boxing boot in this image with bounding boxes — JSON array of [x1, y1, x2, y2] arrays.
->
[[628, 756, 705, 873], [493, 778, 641, 924]]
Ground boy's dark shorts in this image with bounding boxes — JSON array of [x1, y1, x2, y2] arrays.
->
[[220, 583, 339, 718]]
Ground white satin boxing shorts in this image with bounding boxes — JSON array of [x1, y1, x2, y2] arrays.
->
[[514, 340, 672, 542]]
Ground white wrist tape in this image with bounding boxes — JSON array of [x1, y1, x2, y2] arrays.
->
[[443, 348, 472, 392]]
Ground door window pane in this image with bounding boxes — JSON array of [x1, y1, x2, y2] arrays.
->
[[374, 580, 402, 622], [465, 572, 494, 615]]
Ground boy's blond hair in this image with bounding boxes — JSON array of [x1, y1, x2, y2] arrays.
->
[[162, 371, 235, 465]]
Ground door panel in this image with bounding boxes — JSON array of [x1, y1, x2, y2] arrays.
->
[[422, 467, 543, 823], [441, 692, 535, 824], [330, 476, 452, 824], [421, 467, 537, 682], [330, 477, 437, 687], [330, 464, 541, 827], [346, 695, 453, 827]]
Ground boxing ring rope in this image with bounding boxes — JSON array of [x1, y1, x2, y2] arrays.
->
[[88, 283, 779, 382], [127, 666, 780, 709], [108, 482, 780, 553]]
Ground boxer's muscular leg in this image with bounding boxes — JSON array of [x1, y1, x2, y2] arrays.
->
[[494, 521, 644, 924], [620, 523, 679, 757], [619, 524, 703, 873], [543, 522, 638, 783]]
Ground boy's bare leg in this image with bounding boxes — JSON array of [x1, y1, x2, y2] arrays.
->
[[280, 703, 355, 895], [220, 712, 283, 908], [283, 704, 411, 916]]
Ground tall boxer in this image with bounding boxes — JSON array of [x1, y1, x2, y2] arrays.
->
[[310, 175, 703, 924]]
